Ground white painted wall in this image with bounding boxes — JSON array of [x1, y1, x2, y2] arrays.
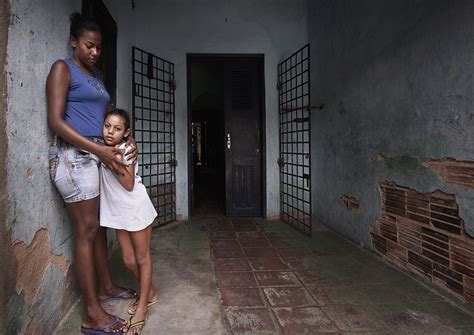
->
[[107, 0, 308, 218]]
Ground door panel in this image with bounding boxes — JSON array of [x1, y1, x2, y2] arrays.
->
[[225, 60, 262, 217]]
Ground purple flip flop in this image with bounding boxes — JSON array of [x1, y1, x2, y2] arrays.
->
[[80, 317, 126, 334], [99, 287, 138, 304]]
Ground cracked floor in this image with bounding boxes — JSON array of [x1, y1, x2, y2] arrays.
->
[[55, 217, 474, 334]]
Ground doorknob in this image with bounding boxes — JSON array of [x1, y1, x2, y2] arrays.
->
[[226, 132, 231, 150]]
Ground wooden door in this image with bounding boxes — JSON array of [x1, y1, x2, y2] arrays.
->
[[224, 59, 262, 216]]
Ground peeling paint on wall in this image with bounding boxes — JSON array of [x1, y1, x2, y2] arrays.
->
[[12, 229, 70, 304], [340, 194, 360, 211], [424, 157, 474, 189], [370, 181, 474, 302], [24, 317, 37, 335]]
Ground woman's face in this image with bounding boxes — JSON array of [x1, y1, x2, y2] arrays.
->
[[71, 30, 102, 68]]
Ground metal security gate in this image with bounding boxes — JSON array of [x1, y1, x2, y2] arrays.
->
[[132, 46, 176, 226], [278, 44, 312, 235]]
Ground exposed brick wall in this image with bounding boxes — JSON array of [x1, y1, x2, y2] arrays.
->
[[370, 181, 474, 302]]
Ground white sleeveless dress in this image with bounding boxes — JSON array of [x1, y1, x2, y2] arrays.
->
[[99, 163, 157, 231]]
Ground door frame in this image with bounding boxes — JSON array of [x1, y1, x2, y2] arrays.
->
[[186, 53, 266, 218]]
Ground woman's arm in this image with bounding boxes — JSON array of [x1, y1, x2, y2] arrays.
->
[[46, 61, 124, 174], [113, 153, 135, 191]]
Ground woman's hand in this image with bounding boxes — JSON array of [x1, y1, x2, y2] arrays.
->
[[96, 145, 126, 175], [125, 136, 138, 165]]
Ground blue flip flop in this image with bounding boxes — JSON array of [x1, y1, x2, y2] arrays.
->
[[99, 287, 138, 304], [81, 316, 126, 334]]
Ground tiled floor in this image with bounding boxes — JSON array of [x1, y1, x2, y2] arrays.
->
[[55, 217, 474, 334], [210, 217, 474, 335]]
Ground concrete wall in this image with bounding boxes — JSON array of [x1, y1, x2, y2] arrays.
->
[[308, 0, 474, 244], [5, 0, 80, 333], [107, 0, 308, 219]]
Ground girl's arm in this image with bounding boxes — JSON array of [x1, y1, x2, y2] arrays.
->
[[47, 60, 125, 174], [113, 153, 135, 191]]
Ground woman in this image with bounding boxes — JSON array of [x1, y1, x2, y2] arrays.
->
[[47, 13, 137, 334]]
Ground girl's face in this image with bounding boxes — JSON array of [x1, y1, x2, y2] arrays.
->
[[70, 30, 102, 68], [103, 114, 131, 146]]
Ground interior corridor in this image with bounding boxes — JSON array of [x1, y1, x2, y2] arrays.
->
[[55, 218, 474, 334]]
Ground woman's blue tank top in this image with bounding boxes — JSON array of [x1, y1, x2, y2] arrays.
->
[[64, 59, 110, 137]]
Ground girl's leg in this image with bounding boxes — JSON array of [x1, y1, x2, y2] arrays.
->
[[117, 229, 157, 302], [66, 197, 125, 332], [127, 226, 153, 333], [95, 226, 137, 300]]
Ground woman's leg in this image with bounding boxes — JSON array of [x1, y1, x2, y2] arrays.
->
[[127, 226, 154, 333], [66, 197, 125, 332]]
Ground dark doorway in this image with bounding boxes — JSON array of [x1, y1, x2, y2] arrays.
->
[[187, 55, 264, 218], [82, 0, 117, 104]]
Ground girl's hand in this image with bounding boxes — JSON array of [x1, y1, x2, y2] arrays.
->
[[125, 136, 138, 164], [97, 145, 126, 175]]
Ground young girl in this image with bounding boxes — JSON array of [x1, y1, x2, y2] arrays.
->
[[99, 109, 159, 334]]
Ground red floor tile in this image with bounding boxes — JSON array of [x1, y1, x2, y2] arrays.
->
[[212, 248, 245, 259], [236, 231, 266, 239], [219, 287, 265, 307], [216, 271, 258, 287], [233, 224, 258, 232], [321, 305, 380, 332], [276, 247, 313, 258], [213, 258, 251, 272], [263, 287, 315, 307], [232, 218, 256, 225], [208, 222, 235, 231], [273, 307, 340, 335], [243, 247, 277, 257], [208, 231, 237, 239], [210, 239, 241, 249], [225, 308, 278, 334], [268, 238, 294, 247], [255, 271, 300, 287], [295, 270, 347, 287], [248, 257, 289, 271], [239, 238, 270, 247], [283, 257, 321, 270]]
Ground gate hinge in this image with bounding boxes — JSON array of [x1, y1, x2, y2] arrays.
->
[[169, 80, 176, 91], [277, 157, 285, 168], [276, 81, 282, 91], [168, 159, 177, 167]]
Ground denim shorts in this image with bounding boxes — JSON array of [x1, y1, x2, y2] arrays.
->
[[48, 136, 103, 203]]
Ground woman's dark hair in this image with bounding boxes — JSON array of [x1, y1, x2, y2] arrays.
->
[[69, 12, 101, 39], [105, 108, 131, 130]]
